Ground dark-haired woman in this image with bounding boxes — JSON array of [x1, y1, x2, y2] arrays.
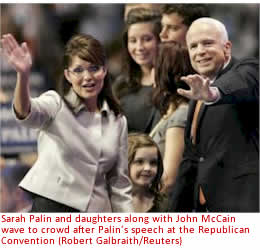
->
[[150, 42, 195, 194], [1, 33, 133, 212], [113, 8, 161, 134]]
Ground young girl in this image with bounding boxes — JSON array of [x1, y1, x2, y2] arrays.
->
[[150, 43, 194, 194], [113, 8, 161, 133], [128, 133, 168, 212]]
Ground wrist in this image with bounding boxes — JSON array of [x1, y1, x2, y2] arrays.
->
[[207, 87, 220, 102], [17, 71, 30, 82]]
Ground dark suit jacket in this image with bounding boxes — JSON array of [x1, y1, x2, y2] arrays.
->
[[170, 57, 259, 212]]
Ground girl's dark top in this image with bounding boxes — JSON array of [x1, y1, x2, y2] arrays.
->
[[114, 80, 160, 133], [148, 193, 169, 212]]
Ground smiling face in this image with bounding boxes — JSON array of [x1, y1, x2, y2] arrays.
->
[[186, 21, 231, 79], [127, 22, 158, 68], [130, 146, 158, 188], [64, 55, 107, 108]]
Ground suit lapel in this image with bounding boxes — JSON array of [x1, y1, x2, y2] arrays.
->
[[195, 101, 207, 144], [185, 100, 196, 139]]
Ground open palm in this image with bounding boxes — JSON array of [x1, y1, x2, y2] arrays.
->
[[177, 74, 218, 102], [1, 34, 32, 74]]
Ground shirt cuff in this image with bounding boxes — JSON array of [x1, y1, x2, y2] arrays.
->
[[204, 87, 221, 105]]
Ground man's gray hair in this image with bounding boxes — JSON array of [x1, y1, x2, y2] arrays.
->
[[190, 17, 229, 43]]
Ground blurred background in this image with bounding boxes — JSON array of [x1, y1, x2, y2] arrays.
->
[[0, 3, 259, 212]]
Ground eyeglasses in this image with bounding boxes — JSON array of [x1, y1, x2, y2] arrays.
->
[[67, 65, 102, 78]]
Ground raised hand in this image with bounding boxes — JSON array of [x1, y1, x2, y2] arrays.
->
[[177, 74, 219, 102], [1, 34, 32, 75]]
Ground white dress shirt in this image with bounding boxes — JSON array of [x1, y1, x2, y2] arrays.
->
[[13, 89, 133, 212]]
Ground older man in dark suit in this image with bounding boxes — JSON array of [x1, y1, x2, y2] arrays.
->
[[171, 17, 259, 212]]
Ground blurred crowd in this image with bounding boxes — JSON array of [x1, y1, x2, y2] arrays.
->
[[0, 3, 259, 212]]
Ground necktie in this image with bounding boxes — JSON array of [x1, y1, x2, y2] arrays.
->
[[190, 100, 203, 144], [190, 100, 207, 205]]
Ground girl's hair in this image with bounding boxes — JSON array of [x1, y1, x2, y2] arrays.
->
[[57, 33, 122, 116], [128, 133, 164, 194], [153, 42, 195, 116], [115, 8, 161, 98]]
